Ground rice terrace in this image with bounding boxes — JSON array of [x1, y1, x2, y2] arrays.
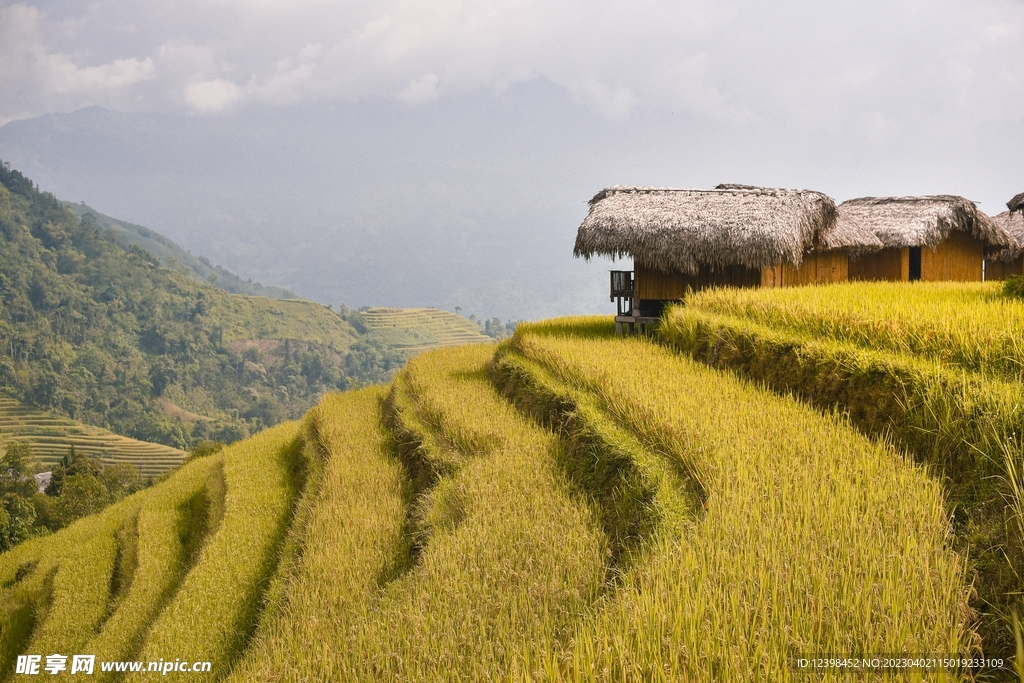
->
[[4, 179, 1024, 681], [1, 290, 1023, 680]]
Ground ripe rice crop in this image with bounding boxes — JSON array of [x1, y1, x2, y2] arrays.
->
[[492, 348, 699, 568], [235, 345, 607, 681], [228, 387, 408, 680], [684, 281, 1024, 378], [0, 494, 144, 677], [83, 454, 223, 679], [508, 324, 973, 680], [662, 282, 1024, 666], [127, 421, 303, 681]]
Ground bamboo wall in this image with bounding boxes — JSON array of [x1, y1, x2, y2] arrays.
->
[[760, 251, 848, 288], [849, 248, 909, 281], [849, 233, 985, 282], [635, 262, 760, 300], [920, 231, 984, 281], [985, 257, 1024, 281]]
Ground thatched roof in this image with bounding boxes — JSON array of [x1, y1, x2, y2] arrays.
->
[[835, 195, 1012, 249], [1008, 192, 1024, 214], [987, 211, 1024, 262], [574, 186, 881, 274]]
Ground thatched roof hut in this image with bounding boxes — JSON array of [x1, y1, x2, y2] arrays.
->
[[987, 211, 1024, 262], [838, 195, 1013, 282], [574, 186, 881, 275], [836, 195, 1011, 249], [1008, 192, 1024, 215]]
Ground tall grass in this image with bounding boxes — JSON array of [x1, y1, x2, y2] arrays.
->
[[511, 324, 973, 680], [127, 421, 303, 681]]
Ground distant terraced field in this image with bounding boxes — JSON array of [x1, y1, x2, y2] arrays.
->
[[0, 396, 186, 477], [360, 307, 492, 354]]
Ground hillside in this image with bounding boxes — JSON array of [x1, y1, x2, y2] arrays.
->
[[0, 161, 378, 452], [0, 395, 185, 477], [62, 202, 298, 299], [5, 297, 1021, 679]]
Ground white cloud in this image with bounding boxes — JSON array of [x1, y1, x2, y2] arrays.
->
[[398, 73, 439, 105], [184, 78, 242, 112], [572, 78, 637, 120], [44, 54, 154, 92], [986, 21, 1017, 42], [1, 0, 1023, 133]]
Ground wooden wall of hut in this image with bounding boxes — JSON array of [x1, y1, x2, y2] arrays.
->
[[760, 251, 848, 288], [985, 257, 1024, 281], [635, 262, 760, 299], [920, 231, 984, 281], [849, 247, 909, 281], [850, 233, 984, 282]]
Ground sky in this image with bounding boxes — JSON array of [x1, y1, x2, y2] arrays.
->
[[0, 0, 1022, 319]]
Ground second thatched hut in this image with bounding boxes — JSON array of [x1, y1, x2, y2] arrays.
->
[[983, 192, 1024, 280], [837, 195, 1011, 281], [573, 185, 881, 326]]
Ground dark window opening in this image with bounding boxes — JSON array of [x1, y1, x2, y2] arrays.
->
[[909, 247, 922, 281]]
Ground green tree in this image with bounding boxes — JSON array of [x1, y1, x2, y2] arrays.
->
[[101, 462, 142, 499], [2, 442, 32, 479], [0, 492, 37, 550], [55, 473, 109, 524]]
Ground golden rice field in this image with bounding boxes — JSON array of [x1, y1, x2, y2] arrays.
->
[[3, 296, 1023, 680], [684, 281, 1024, 377], [0, 396, 186, 477], [662, 281, 1024, 678]]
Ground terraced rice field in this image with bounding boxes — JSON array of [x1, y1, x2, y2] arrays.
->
[[0, 421, 302, 681], [661, 281, 1024, 672], [0, 396, 185, 477], [0, 309, 1010, 680], [360, 307, 492, 354]]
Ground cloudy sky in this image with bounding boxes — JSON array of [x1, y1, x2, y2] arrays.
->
[[1, 0, 1022, 318]]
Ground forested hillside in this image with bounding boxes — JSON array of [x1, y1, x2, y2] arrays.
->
[[0, 161, 405, 449], [62, 202, 299, 299]]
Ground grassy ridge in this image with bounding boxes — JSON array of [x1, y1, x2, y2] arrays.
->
[[339, 344, 605, 680], [0, 494, 144, 680], [492, 347, 699, 570], [211, 296, 356, 347], [508, 320, 972, 680], [83, 455, 223, 679], [235, 345, 608, 680], [0, 419, 302, 681], [359, 307, 492, 355]]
